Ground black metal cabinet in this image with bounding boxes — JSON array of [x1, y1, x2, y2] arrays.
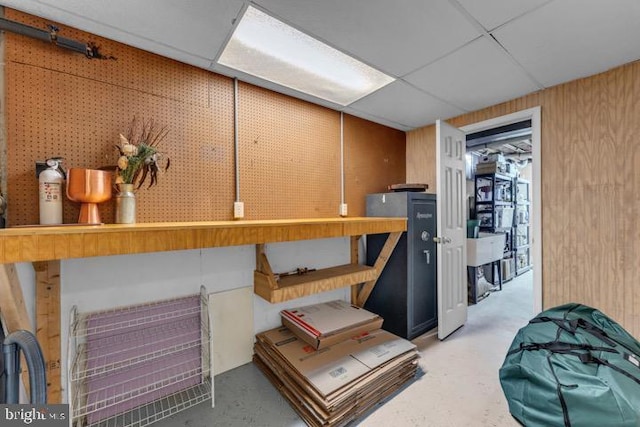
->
[[365, 192, 437, 340]]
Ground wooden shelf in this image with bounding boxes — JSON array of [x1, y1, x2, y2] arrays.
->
[[476, 200, 513, 206], [0, 217, 406, 263], [253, 230, 403, 305], [254, 264, 377, 303]]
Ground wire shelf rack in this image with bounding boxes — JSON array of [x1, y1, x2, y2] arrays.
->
[[86, 379, 212, 427], [69, 288, 211, 427]]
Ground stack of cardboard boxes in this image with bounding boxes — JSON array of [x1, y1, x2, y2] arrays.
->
[[476, 153, 517, 176], [254, 300, 420, 427]]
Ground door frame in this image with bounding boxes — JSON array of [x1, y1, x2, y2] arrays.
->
[[460, 106, 542, 314]]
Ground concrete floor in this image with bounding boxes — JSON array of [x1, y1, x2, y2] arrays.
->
[[154, 271, 534, 427]]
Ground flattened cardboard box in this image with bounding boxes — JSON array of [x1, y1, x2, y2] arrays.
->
[[254, 336, 419, 427], [255, 339, 418, 411], [280, 300, 383, 349], [255, 353, 417, 427], [258, 326, 416, 396]]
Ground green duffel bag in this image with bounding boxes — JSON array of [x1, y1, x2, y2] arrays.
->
[[500, 303, 640, 427]]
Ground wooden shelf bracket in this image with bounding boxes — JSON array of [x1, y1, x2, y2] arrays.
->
[[356, 231, 402, 307]]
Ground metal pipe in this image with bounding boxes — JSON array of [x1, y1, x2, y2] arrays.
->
[[340, 112, 344, 205], [0, 17, 50, 44], [234, 78, 240, 202], [0, 17, 88, 56]]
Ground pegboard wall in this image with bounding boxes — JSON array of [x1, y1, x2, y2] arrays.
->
[[238, 83, 341, 219], [3, 9, 406, 226], [344, 115, 406, 216]]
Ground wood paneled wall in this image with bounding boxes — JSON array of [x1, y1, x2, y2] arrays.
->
[[2, 9, 405, 225], [407, 61, 640, 336], [406, 125, 436, 192]]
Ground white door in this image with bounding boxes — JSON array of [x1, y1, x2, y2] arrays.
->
[[436, 120, 467, 340]]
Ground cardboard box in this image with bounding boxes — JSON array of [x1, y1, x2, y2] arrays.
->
[[281, 300, 383, 349], [258, 326, 416, 396], [479, 153, 505, 164], [254, 325, 419, 426]]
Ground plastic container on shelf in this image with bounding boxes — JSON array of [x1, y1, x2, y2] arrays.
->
[[467, 220, 480, 238]]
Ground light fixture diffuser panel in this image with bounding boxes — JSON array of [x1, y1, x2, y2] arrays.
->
[[218, 6, 395, 106]]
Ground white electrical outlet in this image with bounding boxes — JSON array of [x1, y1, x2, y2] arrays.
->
[[339, 203, 348, 217], [233, 201, 244, 219]]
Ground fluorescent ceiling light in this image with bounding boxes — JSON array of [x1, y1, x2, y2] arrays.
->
[[218, 6, 395, 106]]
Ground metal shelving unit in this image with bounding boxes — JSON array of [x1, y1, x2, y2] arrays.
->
[[475, 174, 514, 230], [514, 178, 532, 275], [474, 173, 516, 282]]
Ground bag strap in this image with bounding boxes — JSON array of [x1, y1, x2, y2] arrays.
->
[[580, 353, 640, 385], [508, 341, 617, 356], [509, 340, 640, 384], [530, 316, 575, 333], [530, 315, 639, 355], [575, 318, 640, 356], [546, 354, 574, 427]]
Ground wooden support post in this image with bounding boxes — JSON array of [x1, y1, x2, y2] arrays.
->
[[0, 263, 32, 332], [34, 260, 61, 403], [350, 236, 361, 305], [357, 231, 402, 307]]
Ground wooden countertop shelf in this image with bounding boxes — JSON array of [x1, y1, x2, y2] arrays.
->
[[254, 264, 377, 303], [0, 217, 406, 404], [0, 217, 406, 264]]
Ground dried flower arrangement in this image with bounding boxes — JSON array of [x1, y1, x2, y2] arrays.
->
[[115, 117, 171, 189]]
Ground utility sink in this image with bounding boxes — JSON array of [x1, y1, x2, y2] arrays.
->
[[467, 232, 505, 267]]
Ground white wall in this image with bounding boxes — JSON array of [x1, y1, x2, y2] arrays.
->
[[30, 237, 351, 402]]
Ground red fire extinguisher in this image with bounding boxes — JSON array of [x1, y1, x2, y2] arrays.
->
[[38, 158, 65, 225]]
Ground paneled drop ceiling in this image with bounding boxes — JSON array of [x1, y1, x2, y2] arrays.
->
[[3, 0, 640, 131]]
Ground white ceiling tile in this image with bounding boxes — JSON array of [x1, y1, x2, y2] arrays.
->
[[341, 109, 413, 132], [405, 37, 540, 111], [493, 0, 640, 87], [456, 0, 551, 31], [347, 81, 466, 129], [253, 0, 481, 76], [6, 0, 640, 131], [3, 0, 244, 63]]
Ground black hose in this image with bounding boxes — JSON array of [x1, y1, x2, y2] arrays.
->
[[2, 330, 47, 404]]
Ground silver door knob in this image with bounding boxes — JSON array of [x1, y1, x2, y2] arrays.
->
[[423, 249, 431, 264]]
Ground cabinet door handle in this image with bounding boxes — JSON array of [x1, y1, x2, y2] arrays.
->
[[423, 249, 431, 264], [433, 236, 451, 244]]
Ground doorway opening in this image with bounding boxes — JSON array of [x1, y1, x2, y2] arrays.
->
[[461, 107, 542, 316]]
